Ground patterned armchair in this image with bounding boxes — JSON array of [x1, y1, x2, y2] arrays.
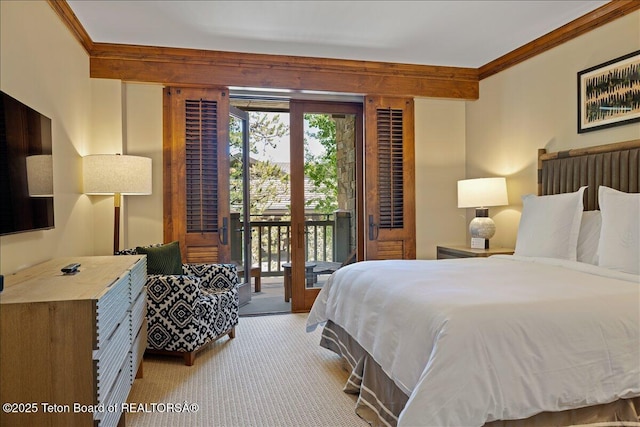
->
[[118, 245, 239, 366]]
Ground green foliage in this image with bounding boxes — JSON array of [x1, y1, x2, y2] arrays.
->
[[229, 111, 339, 216], [230, 112, 289, 214], [304, 114, 338, 214]]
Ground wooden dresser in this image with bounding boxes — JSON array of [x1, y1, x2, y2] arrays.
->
[[0, 256, 146, 427]]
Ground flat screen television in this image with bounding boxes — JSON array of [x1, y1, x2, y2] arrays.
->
[[0, 90, 54, 236]]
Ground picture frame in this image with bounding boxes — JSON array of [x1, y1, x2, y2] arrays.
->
[[577, 50, 640, 133]]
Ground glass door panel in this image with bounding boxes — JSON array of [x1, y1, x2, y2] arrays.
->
[[229, 106, 252, 305], [290, 101, 361, 312]]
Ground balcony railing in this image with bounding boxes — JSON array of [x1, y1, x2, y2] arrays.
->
[[231, 212, 350, 276]]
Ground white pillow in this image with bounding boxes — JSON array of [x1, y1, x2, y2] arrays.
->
[[514, 186, 586, 260], [577, 211, 601, 265], [597, 186, 639, 275]]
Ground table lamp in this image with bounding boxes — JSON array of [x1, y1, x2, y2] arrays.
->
[[457, 177, 508, 249]]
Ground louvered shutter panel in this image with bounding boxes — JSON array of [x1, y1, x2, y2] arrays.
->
[[164, 87, 230, 263], [377, 107, 405, 229], [185, 99, 219, 233], [364, 96, 416, 260]]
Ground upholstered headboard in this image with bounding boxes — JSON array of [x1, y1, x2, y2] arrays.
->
[[538, 139, 640, 210]]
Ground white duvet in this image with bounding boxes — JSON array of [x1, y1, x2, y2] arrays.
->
[[306, 255, 640, 427]]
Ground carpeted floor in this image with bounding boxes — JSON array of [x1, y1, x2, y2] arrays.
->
[[126, 313, 368, 427]]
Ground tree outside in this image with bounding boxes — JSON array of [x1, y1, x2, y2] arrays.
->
[[229, 110, 340, 267], [303, 113, 338, 214], [230, 111, 338, 217], [229, 112, 290, 216]]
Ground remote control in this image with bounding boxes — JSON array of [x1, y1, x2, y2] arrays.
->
[[61, 263, 81, 274]]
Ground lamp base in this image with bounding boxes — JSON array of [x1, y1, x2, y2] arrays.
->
[[469, 212, 495, 250], [471, 237, 489, 249]]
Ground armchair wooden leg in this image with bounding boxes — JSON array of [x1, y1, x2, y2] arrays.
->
[[183, 351, 196, 366], [228, 327, 236, 339]]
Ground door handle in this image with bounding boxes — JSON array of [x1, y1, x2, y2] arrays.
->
[[219, 217, 229, 245], [368, 215, 379, 240]]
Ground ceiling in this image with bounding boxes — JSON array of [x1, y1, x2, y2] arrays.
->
[[66, 0, 610, 69]]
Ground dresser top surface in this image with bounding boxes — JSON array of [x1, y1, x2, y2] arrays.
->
[[1, 256, 144, 304]]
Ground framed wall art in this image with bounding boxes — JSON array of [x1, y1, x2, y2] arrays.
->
[[577, 50, 640, 133]]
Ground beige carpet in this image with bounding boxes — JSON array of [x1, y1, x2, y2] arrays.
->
[[126, 313, 369, 427]]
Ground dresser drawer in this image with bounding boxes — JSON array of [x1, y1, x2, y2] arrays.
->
[[130, 257, 147, 303], [130, 287, 146, 334], [96, 356, 131, 427], [96, 274, 130, 349], [130, 321, 147, 383], [94, 310, 131, 405]]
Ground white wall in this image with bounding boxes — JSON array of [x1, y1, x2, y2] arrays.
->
[[414, 98, 467, 259], [123, 83, 164, 249], [0, 0, 93, 274], [466, 11, 640, 248]]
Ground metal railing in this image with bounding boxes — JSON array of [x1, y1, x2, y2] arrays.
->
[[250, 214, 334, 276], [231, 212, 351, 277]]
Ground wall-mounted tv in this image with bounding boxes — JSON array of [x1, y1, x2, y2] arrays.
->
[[0, 90, 54, 236]]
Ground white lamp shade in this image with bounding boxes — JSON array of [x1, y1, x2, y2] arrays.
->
[[458, 177, 508, 208], [26, 154, 53, 197], [83, 154, 152, 195]]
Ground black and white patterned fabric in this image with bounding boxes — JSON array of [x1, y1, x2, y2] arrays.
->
[[118, 247, 239, 353]]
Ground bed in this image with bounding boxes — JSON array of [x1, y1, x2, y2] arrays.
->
[[306, 140, 640, 427]]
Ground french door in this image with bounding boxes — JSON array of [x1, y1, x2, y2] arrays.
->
[[289, 101, 363, 312]]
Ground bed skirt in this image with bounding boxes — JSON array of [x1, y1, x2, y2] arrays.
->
[[320, 321, 640, 427]]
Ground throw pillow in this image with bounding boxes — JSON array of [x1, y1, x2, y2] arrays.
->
[[136, 241, 183, 275]]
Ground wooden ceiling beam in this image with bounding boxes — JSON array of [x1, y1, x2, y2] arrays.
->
[[89, 43, 479, 99]]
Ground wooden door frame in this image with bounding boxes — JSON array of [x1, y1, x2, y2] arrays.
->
[[289, 100, 363, 312]]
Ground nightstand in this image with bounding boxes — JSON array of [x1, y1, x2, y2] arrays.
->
[[436, 245, 514, 259]]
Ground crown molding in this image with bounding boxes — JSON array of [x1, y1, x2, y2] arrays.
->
[[478, 0, 640, 80], [47, 0, 93, 53]]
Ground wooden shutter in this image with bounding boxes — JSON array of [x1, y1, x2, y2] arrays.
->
[[164, 87, 230, 263], [185, 98, 219, 234], [377, 107, 405, 230], [364, 96, 416, 260]]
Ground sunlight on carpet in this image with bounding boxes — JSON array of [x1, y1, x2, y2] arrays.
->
[[126, 313, 368, 427]]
